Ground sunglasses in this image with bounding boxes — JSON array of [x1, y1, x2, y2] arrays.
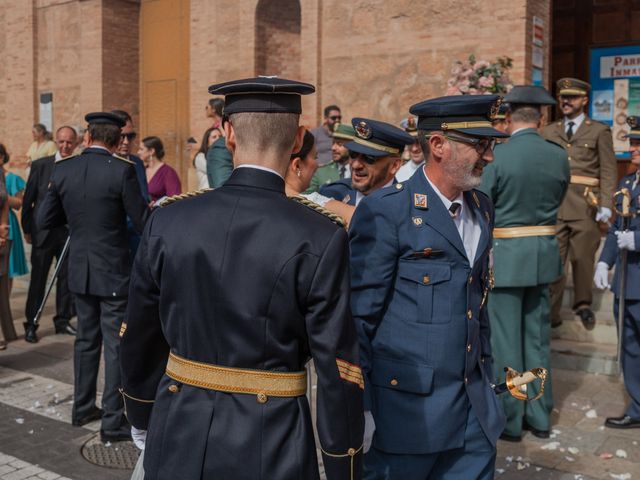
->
[[120, 132, 137, 141], [349, 151, 378, 165], [441, 133, 496, 156], [329, 115, 342, 121]]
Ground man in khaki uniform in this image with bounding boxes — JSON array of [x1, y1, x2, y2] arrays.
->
[[542, 78, 617, 330]]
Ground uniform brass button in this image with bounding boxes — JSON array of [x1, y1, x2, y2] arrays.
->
[[168, 384, 179, 393], [566, 143, 571, 147], [257, 392, 268, 404], [390, 378, 398, 386], [348, 448, 356, 456], [481, 357, 485, 364], [467, 310, 472, 320], [423, 275, 430, 285], [467, 344, 471, 352], [396, 183, 403, 190], [464, 377, 468, 384]]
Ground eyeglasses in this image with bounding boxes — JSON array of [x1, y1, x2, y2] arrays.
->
[[120, 132, 137, 141], [329, 115, 342, 121], [349, 151, 378, 165], [442, 133, 496, 156]]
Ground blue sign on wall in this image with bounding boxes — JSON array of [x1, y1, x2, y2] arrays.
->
[[590, 45, 640, 157]]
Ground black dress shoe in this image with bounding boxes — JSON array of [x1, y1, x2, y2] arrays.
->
[[24, 325, 39, 344], [55, 323, 76, 335], [605, 415, 640, 429], [577, 308, 596, 331], [551, 318, 563, 328], [499, 432, 522, 442], [523, 421, 550, 439], [72, 407, 103, 427], [100, 430, 132, 443]]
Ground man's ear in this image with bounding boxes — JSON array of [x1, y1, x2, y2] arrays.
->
[[291, 125, 306, 155], [428, 133, 446, 161], [224, 121, 236, 155], [389, 156, 403, 176]]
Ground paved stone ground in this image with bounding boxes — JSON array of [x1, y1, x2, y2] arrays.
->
[[1, 276, 639, 479]]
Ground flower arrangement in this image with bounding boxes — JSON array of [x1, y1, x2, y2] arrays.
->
[[445, 54, 514, 95]]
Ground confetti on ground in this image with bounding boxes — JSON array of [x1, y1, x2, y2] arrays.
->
[[585, 409, 598, 418], [568, 447, 580, 454], [516, 461, 529, 470], [496, 468, 505, 475], [505, 456, 513, 463], [565, 456, 575, 462], [616, 449, 628, 459], [609, 474, 631, 480], [541, 441, 560, 450], [600, 452, 614, 460], [536, 467, 542, 472], [15, 418, 24, 424], [28, 430, 33, 434]]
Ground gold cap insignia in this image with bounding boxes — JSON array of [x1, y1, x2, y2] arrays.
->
[[355, 121, 372, 139], [562, 79, 572, 89], [489, 98, 503, 120]]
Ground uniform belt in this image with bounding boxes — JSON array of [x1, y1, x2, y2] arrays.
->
[[165, 352, 307, 400], [570, 175, 599, 187], [493, 226, 557, 238]]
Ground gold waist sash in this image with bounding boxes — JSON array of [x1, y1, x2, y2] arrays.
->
[[570, 175, 599, 187], [493, 226, 557, 238], [165, 352, 307, 400]]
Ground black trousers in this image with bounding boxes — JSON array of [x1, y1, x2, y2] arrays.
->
[[24, 236, 74, 328], [73, 293, 129, 434]]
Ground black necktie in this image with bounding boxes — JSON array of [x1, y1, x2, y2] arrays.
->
[[449, 202, 461, 219], [339, 165, 346, 179], [567, 121, 575, 140]]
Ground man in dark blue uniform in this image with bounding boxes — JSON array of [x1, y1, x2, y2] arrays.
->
[[37, 112, 149, 442], [120, 77, 364, 480], [320, 119, 412, 206], [594, 115, 640, 429], [350, 96, 508, 479]]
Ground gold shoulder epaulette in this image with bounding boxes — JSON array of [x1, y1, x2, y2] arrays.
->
[[159, 188, 213, 207], [55, 154, 77, 163], [113, 154, 134, 165], [289, 195, 345, 228]]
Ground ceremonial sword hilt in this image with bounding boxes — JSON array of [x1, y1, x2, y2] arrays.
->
[[613, 188, 632, 219], [492, 367, 548, 401]]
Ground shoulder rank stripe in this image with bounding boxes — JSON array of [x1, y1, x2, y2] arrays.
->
[[336, 358, 364, 390], [289, 195, 345, 228], [113, 154, 135, 165], [119, 322, 127, 338], [159, 188, 213, 207], [54, 154, 77, 163]]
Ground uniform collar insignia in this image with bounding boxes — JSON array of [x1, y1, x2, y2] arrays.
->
[[414, 193, 428, 209], [412, 216, 423, 226]]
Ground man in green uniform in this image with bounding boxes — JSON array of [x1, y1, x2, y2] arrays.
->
[[307, 123, 355, 193], [480, 86, 570, 441], [542, 78, 617, 330]]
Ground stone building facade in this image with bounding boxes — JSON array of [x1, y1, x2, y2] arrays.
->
[[9, 0, 634, 188]]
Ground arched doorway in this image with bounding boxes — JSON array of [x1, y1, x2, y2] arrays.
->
[[255, 0, 301, 79]]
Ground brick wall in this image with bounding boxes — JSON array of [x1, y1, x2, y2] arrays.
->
[[255, 0, 301, 79], [102, 0, 140, 127], [0, 0, 36, 167]]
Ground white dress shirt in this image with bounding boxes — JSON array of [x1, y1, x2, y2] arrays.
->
[[424, 171, 482, 263], [564, 112, 585, 135]]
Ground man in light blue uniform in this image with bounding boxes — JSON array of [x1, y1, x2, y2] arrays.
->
[[594, 115, 640, 429], [350, 96, 508, 479]]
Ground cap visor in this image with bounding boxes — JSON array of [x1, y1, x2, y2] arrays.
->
[[344, 141, 392, 157], [453, 127, 510, 138]]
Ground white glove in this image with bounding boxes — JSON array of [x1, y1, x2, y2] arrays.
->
[[131, 426, 147, 450], [593, 261, 610, 290], [616, 230, 636, 251], [363, 411, 376, 454], [596, 207, 612, 223]]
